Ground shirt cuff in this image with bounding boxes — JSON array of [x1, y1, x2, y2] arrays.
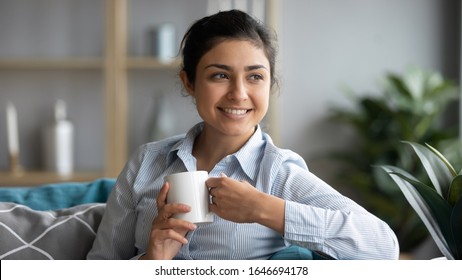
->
[[283, 200, 326, 248]]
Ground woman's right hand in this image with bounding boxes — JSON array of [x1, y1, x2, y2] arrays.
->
[[141, 182, 197, 260]]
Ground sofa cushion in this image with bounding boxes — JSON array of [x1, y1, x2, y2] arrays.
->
[[0, 202, 105, 260], [269, 245, 334, 260], [0, 178, 116, 210]]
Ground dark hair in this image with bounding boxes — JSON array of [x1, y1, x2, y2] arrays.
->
[[180, 9, 278, 88]]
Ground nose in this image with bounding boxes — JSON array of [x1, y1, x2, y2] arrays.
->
[[227, 78, 248, 101]]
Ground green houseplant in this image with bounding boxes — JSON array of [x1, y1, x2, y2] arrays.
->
[[379, 142, 462, 259], [326, 68, 459, 251]]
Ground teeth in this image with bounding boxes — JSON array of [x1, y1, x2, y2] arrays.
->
[[223, 108, 248, 115]]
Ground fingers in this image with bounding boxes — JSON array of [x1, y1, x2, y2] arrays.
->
[[153, 218, 196, 243], [207, 174, 239, 198], [209, 202, 218, 214], [207, 175, 228, 191], [151, 203, 197, 246], [156, 202, 196, 228], [152, 227, 189, 244], [146, 181, 203, 259], [207, 174, 232, 205], [210, 195, 216, 205], [157, 181, 194, 222], [155, 182, 197, 232], [157, 181, 170, 209], [158, 203, 187, 220]]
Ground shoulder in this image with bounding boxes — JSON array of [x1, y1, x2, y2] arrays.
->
[[138, 134, 185, 156], [124, 134, 186, 174], [261, 132, 308, 171]]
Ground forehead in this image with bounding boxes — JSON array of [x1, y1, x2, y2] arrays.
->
[[199, 39, 270, 68]]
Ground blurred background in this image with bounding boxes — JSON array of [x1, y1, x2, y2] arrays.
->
[[0, 0, 460, 258]]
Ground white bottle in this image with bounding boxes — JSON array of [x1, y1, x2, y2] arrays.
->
[[43, 99, 74, 176]]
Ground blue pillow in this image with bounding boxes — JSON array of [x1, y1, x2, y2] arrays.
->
[[269, 245, 333, 260], [0, 178, 116, 210]]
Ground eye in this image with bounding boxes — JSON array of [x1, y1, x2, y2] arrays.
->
[[249, 74, 264, 81], [211, 73, 229, 80]]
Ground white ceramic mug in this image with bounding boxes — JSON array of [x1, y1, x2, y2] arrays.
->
[[166, 171, 214, 224]]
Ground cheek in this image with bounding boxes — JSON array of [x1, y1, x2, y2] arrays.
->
[[196, 83, 225, 103], [255, 88, 271, 109], [193, 88, 217, 112]]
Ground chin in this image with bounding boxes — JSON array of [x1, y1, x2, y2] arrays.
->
[[222, 125, 257, 137]]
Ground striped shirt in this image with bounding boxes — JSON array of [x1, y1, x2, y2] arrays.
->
[[87, 122, 399, 260]]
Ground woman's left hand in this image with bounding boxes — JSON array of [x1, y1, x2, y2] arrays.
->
[[207, 174, 285, 234], [207, 174, 265, 223]]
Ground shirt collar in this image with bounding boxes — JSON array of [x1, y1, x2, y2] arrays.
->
[[166, 123, 203, 169], [167, 122, 266, 179], [233, 125, 265, 180]]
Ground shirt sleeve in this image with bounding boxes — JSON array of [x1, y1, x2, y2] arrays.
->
[[275, 155, 400, 260], [87, 146, 145, 260]]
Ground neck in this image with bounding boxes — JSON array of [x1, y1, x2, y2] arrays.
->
[[193, 125, 256, 172]]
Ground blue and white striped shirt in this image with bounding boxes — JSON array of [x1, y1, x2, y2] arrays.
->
[[87, 122, 399, 260]]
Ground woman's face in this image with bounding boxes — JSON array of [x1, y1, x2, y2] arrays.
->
[[182, 39, 271, 141]]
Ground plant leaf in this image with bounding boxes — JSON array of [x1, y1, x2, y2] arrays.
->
[[450, 196, 462, 259], [404, 141, 453, 199], [386, 73, 413, 99], [425, 143, 457, 177], [379, 165, 454, 259], [448, 175, 462, 207], [387, 171, 456, 258]]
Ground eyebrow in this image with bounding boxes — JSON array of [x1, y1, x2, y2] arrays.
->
[[204, 63, 268, 71]]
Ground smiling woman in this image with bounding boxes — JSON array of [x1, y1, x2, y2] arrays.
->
[[181, 39, 271, 152], [87, 9, 399, 260]]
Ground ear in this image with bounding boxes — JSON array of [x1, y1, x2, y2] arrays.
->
[[180, 71, 195, 97]]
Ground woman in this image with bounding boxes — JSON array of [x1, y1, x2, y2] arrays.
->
[[88, 9, 399, 260]]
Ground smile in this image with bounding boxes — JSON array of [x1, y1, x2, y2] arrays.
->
[[221, 108, 250, 115]]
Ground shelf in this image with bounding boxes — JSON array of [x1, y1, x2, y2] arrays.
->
[[127, 57, 181, 69], [0, 57, 179, 70], [0, 58, 103, 70], [0, 0, 279, 186], [0, 171, 104, 187]]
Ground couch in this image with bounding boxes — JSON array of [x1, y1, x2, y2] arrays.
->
[[0, 178, 328, 260], [0, 178, 115, 260]]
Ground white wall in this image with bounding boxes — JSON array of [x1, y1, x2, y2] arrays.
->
[[277, 0, 459, 185]]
